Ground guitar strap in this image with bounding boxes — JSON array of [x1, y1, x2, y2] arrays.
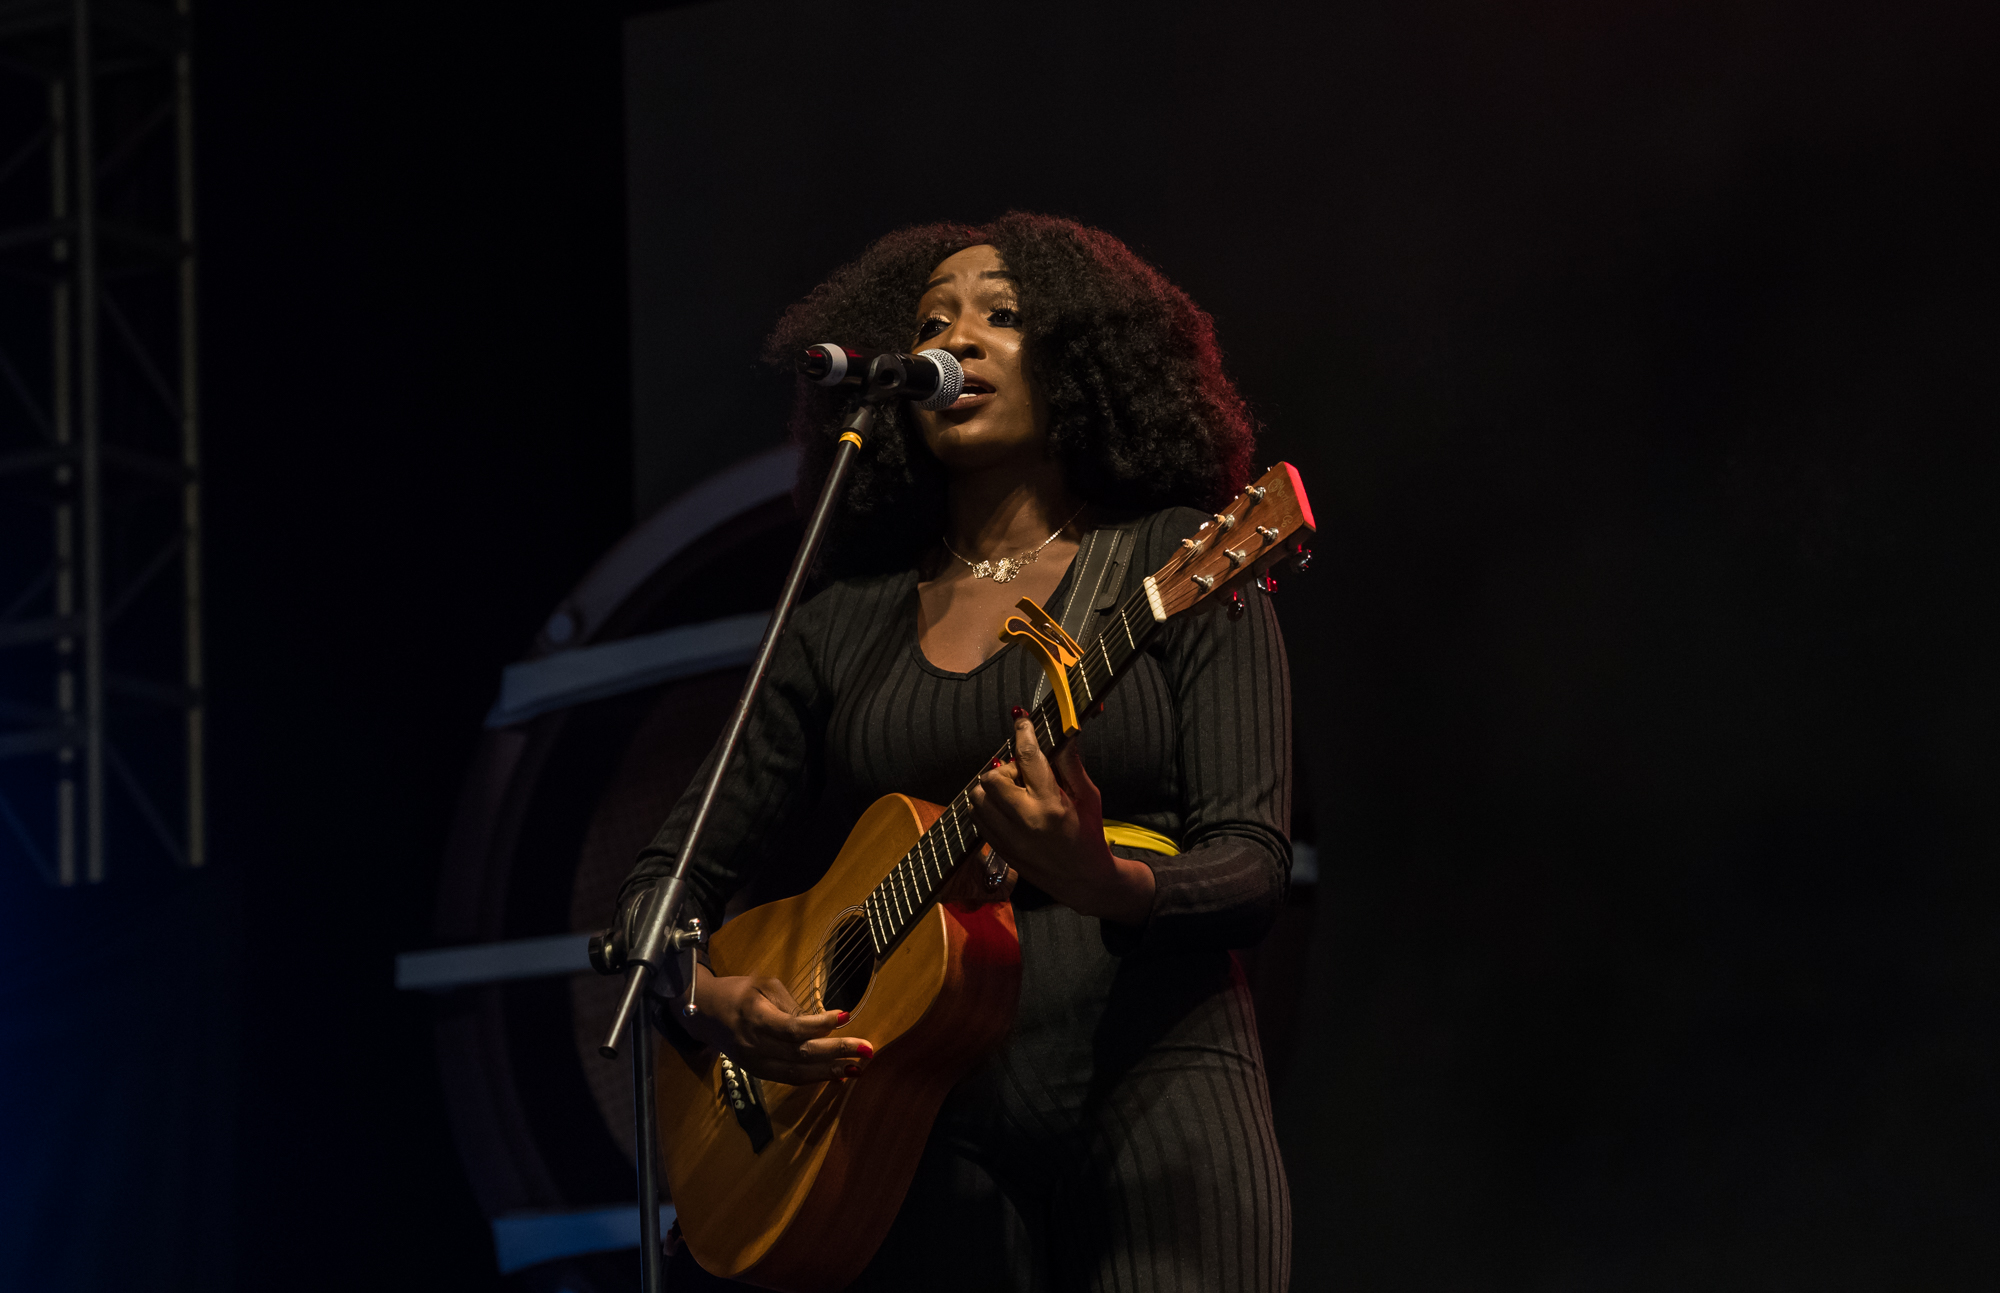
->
[[1027, 522, 1176, 858], [1030, 522, 1136, 710]]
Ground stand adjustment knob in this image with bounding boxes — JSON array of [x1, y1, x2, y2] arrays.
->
[[588, 928, 624, 975]]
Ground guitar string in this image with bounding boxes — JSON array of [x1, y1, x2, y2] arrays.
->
[[806, 643, 1103, 998], [802, 583, 1159, 1001], [784, 696, 1066, 1008], [798, 592, 1150, 1005], [775, 491, 1289, 1013], [790, 607, 1141, 1012], [779, 786, 992, 1009], [783, 788, 990, 1001]]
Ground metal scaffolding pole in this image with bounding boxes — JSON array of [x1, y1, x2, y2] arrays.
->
[[72, 0, 104, 884], [51, 70, 77, 885], [175, 4, 202, 868], [0, 0, 203, 885]]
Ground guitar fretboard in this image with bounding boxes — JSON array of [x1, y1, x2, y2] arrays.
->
[[859, 582, 1164, 956]]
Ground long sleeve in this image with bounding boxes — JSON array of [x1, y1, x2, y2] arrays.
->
[[617, 590, 836, 931], [615, 507, 1295, 956], [1106, 507, 1294, 954]]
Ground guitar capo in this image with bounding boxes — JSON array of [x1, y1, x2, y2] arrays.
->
[[998, 596, 1085, 737]]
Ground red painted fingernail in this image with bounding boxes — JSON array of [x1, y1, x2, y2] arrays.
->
[[845, 1064, 862, 1078], [834, 1011, 850, 1025], [989, 757, 1001, 769], [854, 1041, 874, 1059], [1011, 705, 1027, 719]]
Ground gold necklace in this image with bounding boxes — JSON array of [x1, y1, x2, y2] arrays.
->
[[941, 508, 1084, 584]]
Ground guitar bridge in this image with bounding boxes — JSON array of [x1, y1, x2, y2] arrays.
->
[[653, 997, 774, 1154], [717, 1054, 774, 1153]]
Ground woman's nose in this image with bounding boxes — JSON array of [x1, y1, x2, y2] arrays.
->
[[933, 320, 983, 358]]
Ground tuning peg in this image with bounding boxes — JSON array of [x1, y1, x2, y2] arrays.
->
[[1292, 545, 1312, 573], [1256, 572, 1278, 595], [1226, 591, 1246, 620]]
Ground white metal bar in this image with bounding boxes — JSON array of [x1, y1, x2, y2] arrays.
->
[[486, 610, 770, 729], [394, 933, 594, 991], [491, 1205, 678, 1275]]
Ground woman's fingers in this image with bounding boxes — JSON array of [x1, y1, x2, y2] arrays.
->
[[780, 1005, 846, 1037], [1010, 709, 1059, 797], [739, 1045, 872, 1085], [747, 991, 845, 1048], [737, 997, 875, 1082], [763, 1001, 852, 1049], [696, 973, 877, 1085], [973, 708, 1089, 851], [977, 764, 1031, 816], [754, 976, 804, 1016], [1051, 730, 1103, 815], [778, 1032, 874, 1082], [797, 1035, 874, 1067]]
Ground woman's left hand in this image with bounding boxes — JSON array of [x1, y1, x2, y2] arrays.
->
[[970, 708, 1156, 925]]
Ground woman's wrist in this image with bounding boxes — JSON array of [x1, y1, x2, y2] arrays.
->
[[1085, 851, 1156, 926], [676, 963, 731, 1046]]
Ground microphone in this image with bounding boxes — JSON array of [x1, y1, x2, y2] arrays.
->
[[798, 343, 965, 411]]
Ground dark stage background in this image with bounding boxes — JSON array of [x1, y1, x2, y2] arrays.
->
[[2, 1, 1995, 1290]]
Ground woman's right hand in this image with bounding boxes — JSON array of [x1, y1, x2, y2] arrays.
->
[[674, 962, 874, 1085]]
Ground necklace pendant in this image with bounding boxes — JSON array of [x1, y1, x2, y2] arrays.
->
[[947, 514, 1078, 583]]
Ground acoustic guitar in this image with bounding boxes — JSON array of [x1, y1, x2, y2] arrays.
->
[[654, 462, 1315, 1289]]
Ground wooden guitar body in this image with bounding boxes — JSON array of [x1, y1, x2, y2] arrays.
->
[[654, 793, 1021, 1291], [650, 462, 1315, 1288]]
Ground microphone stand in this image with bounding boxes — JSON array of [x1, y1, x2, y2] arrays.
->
[[591, 390, 886, 1293]]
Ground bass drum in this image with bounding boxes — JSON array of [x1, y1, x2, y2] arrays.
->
[[433, 446, 805, 1293]]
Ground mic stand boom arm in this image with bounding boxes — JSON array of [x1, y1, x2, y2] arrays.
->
[[592, 395, 883, 1292]]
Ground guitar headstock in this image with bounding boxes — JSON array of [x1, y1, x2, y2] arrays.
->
[[1142, 462, 1315, 621]]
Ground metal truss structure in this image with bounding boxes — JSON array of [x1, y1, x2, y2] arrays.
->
[[0, 0, 200, 884]]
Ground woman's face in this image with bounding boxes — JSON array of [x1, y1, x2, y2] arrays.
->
[[909, 244, 1047, 471]]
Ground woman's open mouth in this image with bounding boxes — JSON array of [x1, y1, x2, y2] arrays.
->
[[949, 376, 996, 409]]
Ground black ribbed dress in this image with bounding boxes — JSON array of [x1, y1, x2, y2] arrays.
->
[[626, 507, 1293, 1292]]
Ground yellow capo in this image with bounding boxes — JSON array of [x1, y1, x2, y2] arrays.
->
[[997, 596, 1086, 735]]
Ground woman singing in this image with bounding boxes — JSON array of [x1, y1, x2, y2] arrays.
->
[[621, 212, 1293, 1290]]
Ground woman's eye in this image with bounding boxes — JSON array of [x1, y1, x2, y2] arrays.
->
[[988, 307, 1021, 328], [915, 316, 949, 341]]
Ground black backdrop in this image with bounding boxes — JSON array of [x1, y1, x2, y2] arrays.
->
[[1, 1, 1994, 1290], [623, 5, 1999, 1286]]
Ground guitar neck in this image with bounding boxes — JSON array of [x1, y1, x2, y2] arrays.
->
[[859, 581, 1162, 957], [856, 461, 1314, 960]]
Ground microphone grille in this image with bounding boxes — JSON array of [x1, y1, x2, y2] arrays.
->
[[915, 349, 964, 410]]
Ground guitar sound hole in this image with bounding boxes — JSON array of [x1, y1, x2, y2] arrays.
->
[[819, 911, 874, 1014]]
